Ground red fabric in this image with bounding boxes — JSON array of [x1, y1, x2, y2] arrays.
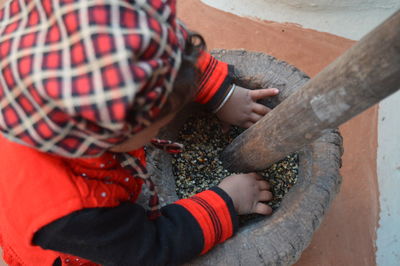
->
[[195, 52, 230, 104], [0, 0, 187, 157], [58, 256, 98, 266], [0, 135, 144, 266], [175, 190, 234, 254]]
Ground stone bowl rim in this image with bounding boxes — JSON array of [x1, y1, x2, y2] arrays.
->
[[150, 50, 343, 265]]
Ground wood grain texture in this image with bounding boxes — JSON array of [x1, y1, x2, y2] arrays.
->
[[221, 10, 400, 172]]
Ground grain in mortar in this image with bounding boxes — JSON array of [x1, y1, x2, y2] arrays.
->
[[172, 113, 298, 213]]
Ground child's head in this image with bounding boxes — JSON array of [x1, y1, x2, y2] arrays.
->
[[126, 33, 205, 124], [0, 1, 203, 158], [112, 33, 205, 152]]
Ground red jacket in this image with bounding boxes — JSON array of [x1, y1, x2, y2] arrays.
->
[[0, 54, 236, 266], [0, 0, 237, 264], [0, 135, 144, 265], [0, 125, 236, 266]]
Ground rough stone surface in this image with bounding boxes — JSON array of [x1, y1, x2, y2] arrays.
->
[[146, 50, 343, 265]]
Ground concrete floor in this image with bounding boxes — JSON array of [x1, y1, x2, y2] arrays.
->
[[0, 0, 379, 265]]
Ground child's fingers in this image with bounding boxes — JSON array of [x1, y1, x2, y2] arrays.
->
[[250, 88, 279, 101], [220, 121, 231, 133], [252, 103, 271, 116], [258, 180, 270, 190], [252, 173, 263, 180], [254, 202, 273, 215], [249, 113, 263, 123], [243, 121, 254, 128], [259, 190, 273, 202]]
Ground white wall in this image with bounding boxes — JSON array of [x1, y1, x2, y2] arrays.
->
[[201, 0, 400, 40], [376, 90, 400, 266]]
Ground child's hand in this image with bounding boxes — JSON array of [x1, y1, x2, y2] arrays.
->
[[218, 173, 272, 215], [216, 86, 279, 132]]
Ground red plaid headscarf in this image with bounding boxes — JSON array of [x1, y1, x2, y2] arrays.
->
[[0, 0, 187, 157], [0, 0, 189, 217]]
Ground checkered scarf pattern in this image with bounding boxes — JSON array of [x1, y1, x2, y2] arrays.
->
[[117, 139, 183, 219], [0, 0, 187, 215], [0, 0, 187, 156]]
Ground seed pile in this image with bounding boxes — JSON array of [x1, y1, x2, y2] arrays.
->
[[172, 113, 298, 210]]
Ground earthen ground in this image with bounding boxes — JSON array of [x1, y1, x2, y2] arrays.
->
[[177, 1, 378, 265], [0, 0, 378, 265]]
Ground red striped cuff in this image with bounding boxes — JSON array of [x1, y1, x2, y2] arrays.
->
[[175, 187, 238, 254], [194, 52, 232, 109]]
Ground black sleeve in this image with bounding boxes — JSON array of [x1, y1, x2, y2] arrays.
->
[[33, 187, 238, 266], [33, 202, 203, 266]]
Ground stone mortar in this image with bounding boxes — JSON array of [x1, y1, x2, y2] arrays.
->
[[145, 50, 343, 266]]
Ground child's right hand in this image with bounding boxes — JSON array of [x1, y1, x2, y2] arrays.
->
[[218, 173, 273, 215]]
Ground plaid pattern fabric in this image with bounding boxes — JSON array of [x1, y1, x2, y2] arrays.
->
[[115, 150, 161, 218], [0, 0, 188, 218], [150, 138, 183, 154], [0, 0, 187, 157]]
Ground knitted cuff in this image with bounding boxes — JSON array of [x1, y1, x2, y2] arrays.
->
[[174, 187, 239, 255], [194, 52, 234, 111]]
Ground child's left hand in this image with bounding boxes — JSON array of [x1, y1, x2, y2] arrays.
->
[[216, 85, 279, 132]]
